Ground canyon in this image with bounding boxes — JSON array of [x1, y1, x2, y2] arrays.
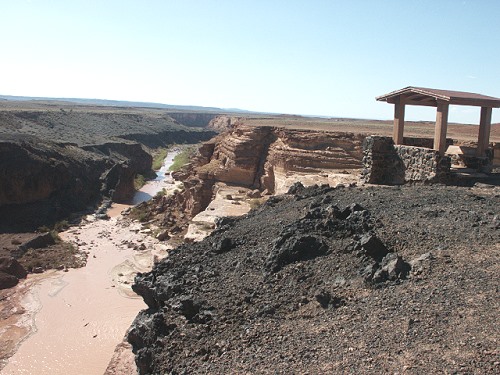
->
[[122, 120, 499, 374], [134, 125, 366, 243], [0, 99, 499, 374], [0, 150, 182, 374], [0, 104, 217, 232]]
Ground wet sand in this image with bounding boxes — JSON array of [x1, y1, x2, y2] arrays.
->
[[0, 272, 54, 370], [0, 151, 179, 375], [0, 217, 171, 375], [1, 219, 147, 374]]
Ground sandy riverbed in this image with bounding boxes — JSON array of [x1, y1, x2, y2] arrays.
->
[[0, 151, 180, 375]]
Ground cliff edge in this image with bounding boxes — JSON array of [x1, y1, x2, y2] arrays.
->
[[129, 183, 499, 374]]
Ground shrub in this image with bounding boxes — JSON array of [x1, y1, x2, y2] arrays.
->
[[134, 174, 146, 190], [155, 188, 167, 198], [169, 146, 197, 172], [54, 220, 69, 232], [152, 148, 169, 170], [249, 198, 265, 209]]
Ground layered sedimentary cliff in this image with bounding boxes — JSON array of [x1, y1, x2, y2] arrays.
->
[[207, 115, 242, 131], [137, 125, 364, 237], [197, 125, 363, 192]]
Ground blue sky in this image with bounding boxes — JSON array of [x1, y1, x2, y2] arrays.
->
[[1, 0, 499, 123]]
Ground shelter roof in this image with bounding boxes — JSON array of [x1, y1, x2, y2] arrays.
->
[[376, 86, 500, 108]]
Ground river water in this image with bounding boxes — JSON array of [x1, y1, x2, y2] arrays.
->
[[131, 150, 178, 205], [1, 150, 180, 375]]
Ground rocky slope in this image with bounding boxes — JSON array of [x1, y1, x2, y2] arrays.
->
[[168, 113, 219, 128], [0, 107, 217, 147], [129, 183, 499, 374]]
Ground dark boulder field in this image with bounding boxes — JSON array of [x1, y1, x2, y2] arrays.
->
[[129, 183, 499, 374]]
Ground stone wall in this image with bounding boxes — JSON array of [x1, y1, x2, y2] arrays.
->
[[362, 136, 451, 185], [490, 143, 500, 167], [402, 137, 453, 149]]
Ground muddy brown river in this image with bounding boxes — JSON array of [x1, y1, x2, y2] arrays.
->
[[1, 151, 180, 375]]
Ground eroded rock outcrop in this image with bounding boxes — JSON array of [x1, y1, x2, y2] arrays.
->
[[195, 125, 363, 193], [263, 130, 364, 192], [0, 257, 27, 289], [207, 115, 242, 131], [197, 126, 276, 187], [0, 138, 151, 231], [83, 142, 153, 202]]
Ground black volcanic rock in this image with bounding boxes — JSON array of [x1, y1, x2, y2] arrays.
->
[[128, 184, 499, 374], [0, 139, 152, 230], [0, 256, 27, 289]]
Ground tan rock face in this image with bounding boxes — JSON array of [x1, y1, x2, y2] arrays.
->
[[195, 125, 364, 193], [207, 115, 242, 131], [262, 130, 364, 192], [198, 126, 275, 187], [143, 125, 365, 238], [269, 130, 363, 170]]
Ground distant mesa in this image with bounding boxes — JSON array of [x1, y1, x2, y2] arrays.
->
[[0, 94, 251, 114]]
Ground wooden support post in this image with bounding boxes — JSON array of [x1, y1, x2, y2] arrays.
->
[[476, 106, 492, 156], [393, 96, 405, 145], [434, 101, 449, 156]]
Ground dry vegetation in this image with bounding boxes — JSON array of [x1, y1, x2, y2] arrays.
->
[[0, 101, 213, 147]]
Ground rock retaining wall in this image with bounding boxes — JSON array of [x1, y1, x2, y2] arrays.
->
[[362, 136, 451, 184]]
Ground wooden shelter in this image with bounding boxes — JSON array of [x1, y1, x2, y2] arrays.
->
[[376, 87, 500, 156]]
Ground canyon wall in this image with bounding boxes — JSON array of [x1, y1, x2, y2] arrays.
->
[[264, 130, 363, 192], [0, 109, 217, 149], [0, 108, 218, 231], [0, 138, 153, 231], [207, 115, 242, 131], [118, 129, 216, 149], [168, 112, 219, 128], [144, 125, 365, 236], [196, 126, 363, 193]]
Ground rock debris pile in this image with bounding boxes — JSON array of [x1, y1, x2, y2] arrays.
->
[[129, 183, 499, 374]]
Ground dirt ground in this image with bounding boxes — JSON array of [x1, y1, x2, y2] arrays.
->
[[129, 182, 499, 374], [239, 116, 500, 143], [0, 232, 86, 274]]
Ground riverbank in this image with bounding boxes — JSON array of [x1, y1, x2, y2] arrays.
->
[[0, 150, 180, 374]]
